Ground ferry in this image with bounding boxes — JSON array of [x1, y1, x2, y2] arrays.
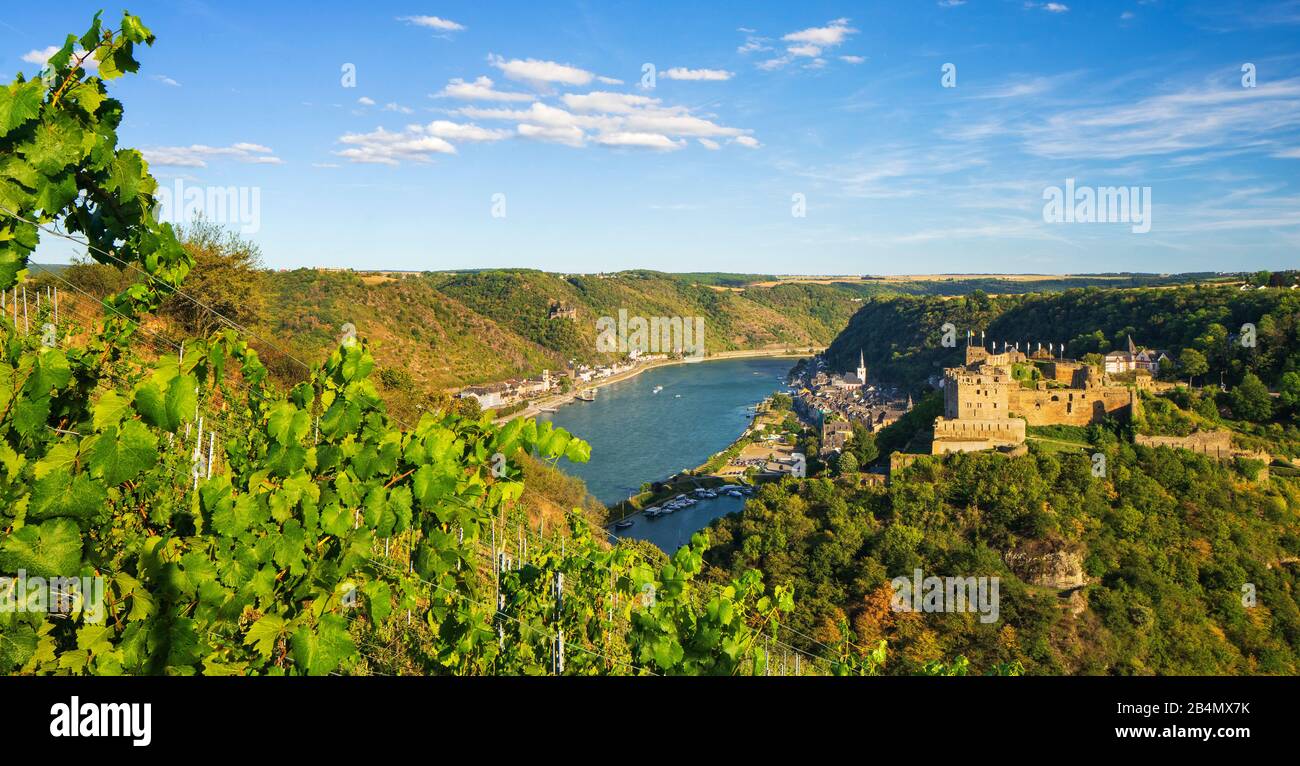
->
[[576, 388, 597, 402], [644, 507, 663, 518]]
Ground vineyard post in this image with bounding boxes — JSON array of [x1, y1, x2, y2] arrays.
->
[[22, 284, 28, 333], [191, 416, 204, 491]]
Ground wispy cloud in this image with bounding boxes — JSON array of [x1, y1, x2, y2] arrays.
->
[[334, 120, 509, 165], [661, 67, 734, 81], [488, 54, 596, 88], [757, 18, 859, 71], [142, 143, 283, 168], [434, 76, 533, 102], [397, 15, 465, 32]]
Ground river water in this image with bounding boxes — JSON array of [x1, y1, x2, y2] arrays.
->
[[537, 356, 796, 550]]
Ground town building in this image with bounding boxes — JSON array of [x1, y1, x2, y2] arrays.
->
[[1103, 335, 1170, 374]]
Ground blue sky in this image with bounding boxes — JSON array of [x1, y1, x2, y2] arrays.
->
[[4, 0, 1300, 274]]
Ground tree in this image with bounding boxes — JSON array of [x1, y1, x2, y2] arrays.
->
[[1278, 371, 1300, 422], [60, 255, 133, 298], [160, 217, 268, 336], [836, 451, 859, 475], [850, 422, 880, 466], [1179, 348, 1208, 388], [1229, 372, 1273, 422]]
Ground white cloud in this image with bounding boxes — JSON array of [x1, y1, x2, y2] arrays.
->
[[332, 119, 511, 165], [698, 138, 721, 150], [152, 74, 181, 87], [1273, 147, 1300, 158], [21, 45, 98, 71], [561, 91, 659, 113], [757, 56, 792, 71], [461, 93, 754, 149], [661, 67, 734, 81], [518, 123, 586, 148], [1044, 3, 1070, 12], [596, 132, 686, 151], [398, 15, 465, 31], [142, 143, 283, 168], [738, 35, 772, 54], [383, 102, 415, 114], [424, 120, 511, 142], [781, 18, 857, 56], [597, 76, 624, 85], [358, 96, 376, 106], [1021, 77, 1300, 159], [435, 76, 533, 102], [488, 54, 595, 88], [335, 126, 457, 165], [755, 19, 858, 70], [732, 136, 761, 149]]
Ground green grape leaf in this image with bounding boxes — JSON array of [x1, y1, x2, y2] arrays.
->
[[0, 518, 83, 578], [88, 420, 158, 486], [28, 469, 107, 522], [0, 79, 44, 136], [289, 614, 355, 675]]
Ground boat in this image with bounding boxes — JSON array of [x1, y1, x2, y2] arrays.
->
[[726, 489, 743, 497], [576, 388, 597, 402], [615, 520, 634, 530], [674, 394, 681, 398], [644, 507, 662, 518], [653, 385, 663, 394]]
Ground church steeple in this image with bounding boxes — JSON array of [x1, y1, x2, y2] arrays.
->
[[857, 350, 867, 384]]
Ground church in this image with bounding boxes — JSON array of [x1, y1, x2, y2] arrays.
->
[[831, 350, 868, 390]]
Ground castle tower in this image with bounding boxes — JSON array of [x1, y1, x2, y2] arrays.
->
[[857, 350, 867, 384]]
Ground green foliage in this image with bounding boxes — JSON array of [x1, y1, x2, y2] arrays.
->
[[1230, 373, 1274, 423], [705, 446, 1300, 675], [161, 218, 268, 337]]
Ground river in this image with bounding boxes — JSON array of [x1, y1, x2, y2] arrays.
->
[[537, 356, 796, 551]]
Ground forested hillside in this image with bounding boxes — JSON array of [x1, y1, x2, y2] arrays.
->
[[825, 284, 1300, 392], [706, 439, 1300, 675]]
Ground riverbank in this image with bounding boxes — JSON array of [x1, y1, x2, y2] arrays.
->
[[497, 346, 821, 424], [605, 393, 798, 522]]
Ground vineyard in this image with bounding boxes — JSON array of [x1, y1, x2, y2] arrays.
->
[[0, 12, 902, 677]]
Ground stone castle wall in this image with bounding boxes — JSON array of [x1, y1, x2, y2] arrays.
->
[[1009, 386, 1134, 427], [931, 416, 1025, 454]]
